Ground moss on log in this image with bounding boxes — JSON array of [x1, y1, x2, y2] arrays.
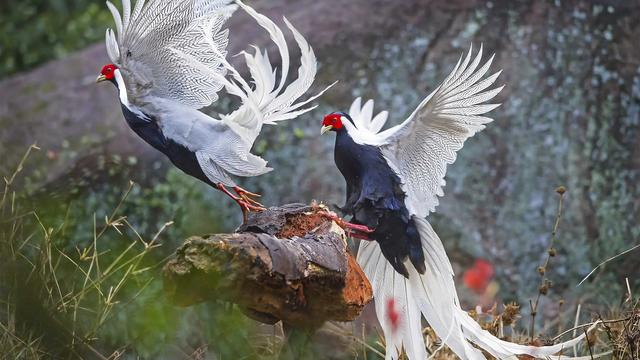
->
[[163, 203, 373, 328]]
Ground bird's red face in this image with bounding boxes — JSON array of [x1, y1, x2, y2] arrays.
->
[[96, 64, 118, 83], [320, 113, 344, 134]]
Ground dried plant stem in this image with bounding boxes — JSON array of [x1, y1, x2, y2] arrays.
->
[[529, 188, 565, 340], [573, 303, 581, 357], [578, 243, 640, 286], [552, 317, 631, 342], [0, 144, 39, 211]]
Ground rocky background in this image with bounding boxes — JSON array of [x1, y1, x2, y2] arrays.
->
[[1, 0, 639, 358]]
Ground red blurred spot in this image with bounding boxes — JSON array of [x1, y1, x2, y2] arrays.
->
[[46, 149, 58, 160], [463, 259, 495, 294], [386, 298, 400, 333]]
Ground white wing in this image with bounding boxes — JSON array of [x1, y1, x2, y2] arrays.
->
[[346, 45, 503, 218], [382, 45, 503, 217], [105, 0, 236, 108]]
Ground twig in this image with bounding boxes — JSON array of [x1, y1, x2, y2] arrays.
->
[[552, 316, 629, 342], [362, 322, 367, 360], [529, 187, 565, 339], [583, 327, 594, 360], [578, 242, 640, 286], [596, 313, 616, 356], [573, 304, 581, 357]]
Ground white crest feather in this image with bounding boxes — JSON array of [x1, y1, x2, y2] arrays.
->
[[105, 29, 120, 63]]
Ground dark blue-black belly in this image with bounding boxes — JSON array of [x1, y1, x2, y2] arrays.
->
[[334, 130, 425, 277]]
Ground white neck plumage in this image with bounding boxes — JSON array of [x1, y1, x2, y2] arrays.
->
[[114, 69, 149, 121], [114, 69, 130, 106]]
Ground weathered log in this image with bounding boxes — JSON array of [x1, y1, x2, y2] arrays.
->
[[163, 203, 373, 329]]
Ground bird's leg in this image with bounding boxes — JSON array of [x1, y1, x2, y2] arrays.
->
[[216, 184, 265, 222], [317, 211, 375, 240], [347, 231, 374, 241], [233, 186, 265, 208]]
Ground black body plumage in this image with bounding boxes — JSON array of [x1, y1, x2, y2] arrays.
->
[[106, 76, 215, 188], [332, 119, 426, 277], [120, 104, 215, 188]]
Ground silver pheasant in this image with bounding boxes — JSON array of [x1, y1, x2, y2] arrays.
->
[[96, 0, 331, 220]]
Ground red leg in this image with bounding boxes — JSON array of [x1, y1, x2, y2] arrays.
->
[[317, 211, 375, 240], [217, 184, 265, 222]]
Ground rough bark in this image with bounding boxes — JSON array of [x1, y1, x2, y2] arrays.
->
[[163, 203, 372, 329]]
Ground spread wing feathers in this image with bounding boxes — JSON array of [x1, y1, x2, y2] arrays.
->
[[379, 44, 505, 218], [344, 45, 503, 217], [105, 0, 236, 108], [176, 0, 334, 146], [357, 218, 605, 360]]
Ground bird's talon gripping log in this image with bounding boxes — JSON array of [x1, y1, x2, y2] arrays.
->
[[216, 184, 264, 222], [317, 211, 375, 235], [234, 187, 265, 209]]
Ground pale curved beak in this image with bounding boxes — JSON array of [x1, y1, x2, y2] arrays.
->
[[321, 125, 333, 135], [96, 74, 107, 83]]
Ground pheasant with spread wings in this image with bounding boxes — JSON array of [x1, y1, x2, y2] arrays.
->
[[96, 0, 331, 220], [321, 46, 598, 359]]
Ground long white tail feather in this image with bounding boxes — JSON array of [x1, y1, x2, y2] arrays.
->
[[235, 0, 289, 94], [185, 0, 335, 142], [358, 217, 603, 359]]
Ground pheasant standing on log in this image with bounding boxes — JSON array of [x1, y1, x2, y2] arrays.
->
[[321, 46, 598, 359], [96, 0, 331, 221]]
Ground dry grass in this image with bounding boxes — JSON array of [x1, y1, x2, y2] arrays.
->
[[0, 145, 168, 359]]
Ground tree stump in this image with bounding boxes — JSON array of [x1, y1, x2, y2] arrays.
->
[[163, 203, 373, 334]]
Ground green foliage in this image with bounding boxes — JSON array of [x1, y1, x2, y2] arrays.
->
[[0, 0, 112, 78], [0, 147, 261, 359]]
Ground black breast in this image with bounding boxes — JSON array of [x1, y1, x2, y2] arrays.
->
[[121, 105, 214, 187], [334, 130, 425, 277]]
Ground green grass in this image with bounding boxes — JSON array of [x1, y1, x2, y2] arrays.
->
[[0, 145, 165, 358]]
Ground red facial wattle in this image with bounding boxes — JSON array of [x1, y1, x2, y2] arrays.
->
[[322, 113, 344, 131], [100, 64, 118, 80]]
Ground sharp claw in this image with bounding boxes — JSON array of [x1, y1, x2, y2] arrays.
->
[[235, 199, 265, 212], [240, 193, 265, 208], [317, 211, 375, 234], [233, 186, 261, 198]]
